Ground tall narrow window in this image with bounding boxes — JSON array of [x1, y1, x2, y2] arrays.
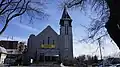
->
[[65, 24, 68, 35], [53, 40, 54, 44], [66, 25, 68, 35], [48, 37, 50, 44], [43, 40, 44, 44]]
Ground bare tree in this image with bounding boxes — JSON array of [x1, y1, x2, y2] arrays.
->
[[0, 0, 48, 35], [60, 0, 120, 49]]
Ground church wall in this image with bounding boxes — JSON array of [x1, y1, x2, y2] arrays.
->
[[68, 27, 73, 58], [36, 27, 59, 49], [58, 35, 65, 60], [27, 35, 37, 58], [59, 20, 73, 60], [27, 26, 60, 61]]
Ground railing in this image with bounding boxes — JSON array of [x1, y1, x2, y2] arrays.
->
[[7, 49, 22, 54]]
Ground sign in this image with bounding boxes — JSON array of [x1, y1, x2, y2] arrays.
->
[[41, 44, 55, 48]]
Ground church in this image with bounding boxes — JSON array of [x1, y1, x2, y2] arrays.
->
[[25, 7, 73, 64]]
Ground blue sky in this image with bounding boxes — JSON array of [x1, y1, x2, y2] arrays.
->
[[0, 0, 119, 58]]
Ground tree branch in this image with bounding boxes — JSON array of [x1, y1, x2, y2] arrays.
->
[[0, 0, 30, 35], [0, 0, 5, 7], [0, 0, 13, 14]]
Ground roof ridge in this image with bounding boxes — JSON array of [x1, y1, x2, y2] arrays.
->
[[37, 25, 58, 36]]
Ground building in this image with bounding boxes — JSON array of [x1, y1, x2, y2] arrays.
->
[[0, 46, 7, 64], [0, 40, 18, 49], [0, 40, 25, 65], [26, 6, 73, 64]]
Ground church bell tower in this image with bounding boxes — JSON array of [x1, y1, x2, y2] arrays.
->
[[59, 6, 73, 60]]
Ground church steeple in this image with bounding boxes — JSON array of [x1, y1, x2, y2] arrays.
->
[[61, 6, 71, 19], [60, 6, 72, 26], [59, 5, 73, 60]]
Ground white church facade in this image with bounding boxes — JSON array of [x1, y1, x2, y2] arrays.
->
[[25, 7, 73, 64]]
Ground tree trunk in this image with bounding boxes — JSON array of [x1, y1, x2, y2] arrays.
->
[[105, 0, 120, 49]]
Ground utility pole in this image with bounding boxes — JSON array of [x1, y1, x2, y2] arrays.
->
[[98, 38, 104, 67], [98, 38, 102, 60]]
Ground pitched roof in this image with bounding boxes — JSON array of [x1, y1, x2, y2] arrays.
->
[[37, 25, 58, 36], [61, 6, 71, 19]]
